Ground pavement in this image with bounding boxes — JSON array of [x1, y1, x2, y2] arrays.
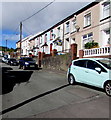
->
[[28, 96, 109, 118]]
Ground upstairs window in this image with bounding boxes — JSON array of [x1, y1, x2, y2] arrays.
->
[[40, 36, 42, 44], [72, 19, 76, 32], [102, 1, 110, 19], [44, 34, 47, 43], [84, 12, 91, 27], [65, 22, 70, 33], [57, 27, 61, 37], [50, 30, 53, 40]]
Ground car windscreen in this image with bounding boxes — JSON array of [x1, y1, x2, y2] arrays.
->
[[10, 59, 16, 61], [97, 59, 111, 70], [24, 58, 33, 61]]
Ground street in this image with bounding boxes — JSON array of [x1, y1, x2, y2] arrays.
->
[[0, 60, 110, 118]]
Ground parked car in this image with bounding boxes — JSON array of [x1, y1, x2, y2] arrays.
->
[[67, 58, 111, 97], [18, 57, 38, 70], [2, 57, 9, 63], [8, 58, 18, 66]]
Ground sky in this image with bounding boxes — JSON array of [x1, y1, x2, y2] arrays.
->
[[1, 0, 95, 49]]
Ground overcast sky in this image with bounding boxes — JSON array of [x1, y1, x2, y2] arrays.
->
[[1, 0, 94, 48]]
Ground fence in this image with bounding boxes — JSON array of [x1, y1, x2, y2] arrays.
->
[[83, 46, 111, 57]]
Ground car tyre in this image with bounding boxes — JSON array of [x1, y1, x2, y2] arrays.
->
[[68, 74, 76, 85], [104, 81, 111, 97], [35, 64, 38, 69]]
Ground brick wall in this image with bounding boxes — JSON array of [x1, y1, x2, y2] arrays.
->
[[42, 53, 72, 71]]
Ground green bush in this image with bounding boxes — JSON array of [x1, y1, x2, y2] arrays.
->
[[84, 41, 99, 49]]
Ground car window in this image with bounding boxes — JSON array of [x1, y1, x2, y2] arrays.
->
[[25, 58, 33, 61], [87, 60, 107, 72], [10, 59, 16, 61], [74, 60, 87, 68], [97, 59, 111, 70]]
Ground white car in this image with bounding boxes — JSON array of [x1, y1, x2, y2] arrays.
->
[[2, 57, 8, 63], [67, 58, 111, 96]]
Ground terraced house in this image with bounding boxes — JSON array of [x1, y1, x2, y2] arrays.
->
[[17, 0, 111, 59]]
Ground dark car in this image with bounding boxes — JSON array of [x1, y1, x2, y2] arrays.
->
[[18, 57, 38, 70], [8, 58, 18, 66]]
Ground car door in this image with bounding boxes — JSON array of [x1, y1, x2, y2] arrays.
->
[[71, 60, 87, 83], [19, 58, 24, 66], [85, 60, 108, 87]]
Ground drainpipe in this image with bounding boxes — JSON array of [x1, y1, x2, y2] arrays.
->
[[62, 23, 64, 52]]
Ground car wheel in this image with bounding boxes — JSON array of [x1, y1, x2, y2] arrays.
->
[[68, 74, 75, 85], [104, 81, 111, 97], [35, 64, 38, 69], [23, 66, 26, 70]]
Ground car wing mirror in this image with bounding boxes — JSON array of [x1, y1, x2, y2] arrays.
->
[[95, 67, 101, 73]]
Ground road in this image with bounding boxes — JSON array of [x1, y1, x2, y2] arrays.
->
[[0, 59, 110, 118]]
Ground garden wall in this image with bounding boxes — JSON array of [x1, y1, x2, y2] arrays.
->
[[42, 53, 72, 72]]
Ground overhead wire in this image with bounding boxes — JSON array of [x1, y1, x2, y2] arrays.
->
[[21, 0, 55, 22], [22, 24, 34, 35], [4, 25, 20, 41], [3, 25, 20, 48], [5, 0, 55, 47]]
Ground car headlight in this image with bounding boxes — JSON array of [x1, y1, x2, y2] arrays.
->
[[11, 61, 13, 63], [25, 62, 29, 65]]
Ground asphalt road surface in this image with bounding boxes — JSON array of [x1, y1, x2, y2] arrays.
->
[[0, 59, 110, 118]]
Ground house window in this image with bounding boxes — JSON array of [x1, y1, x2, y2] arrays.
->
[[66, 22, 70, 33], [102, 1, 110, 19], [72, 19, 76, 32], [50, 30, 53, 40], [44, 34, 47, 43], [103, 28, 110, 45], [83, 32, 93, 48], [84, 12, 91, 27], [66, 38, 69, 42], [40, 36, 42, 44], [57, 27, 60, 37]]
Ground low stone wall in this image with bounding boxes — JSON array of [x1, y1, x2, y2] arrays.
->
[[42, 53, 72, 72]]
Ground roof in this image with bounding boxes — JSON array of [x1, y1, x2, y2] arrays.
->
[[22, 35, 32, 42], [28, 31, 43, 41], [31, 1, 99, 40], [16, 0, 101, 42]]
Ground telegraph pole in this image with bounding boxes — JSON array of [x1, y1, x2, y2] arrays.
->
[[20, 22, 22, 57], [6, 40, 7, 52]]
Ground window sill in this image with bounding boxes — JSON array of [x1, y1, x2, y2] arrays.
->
[[83, 24, 91, 29], [65, 32, 70, 35], [71, 31, 76, 34], [100, 16, 111, 22]]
